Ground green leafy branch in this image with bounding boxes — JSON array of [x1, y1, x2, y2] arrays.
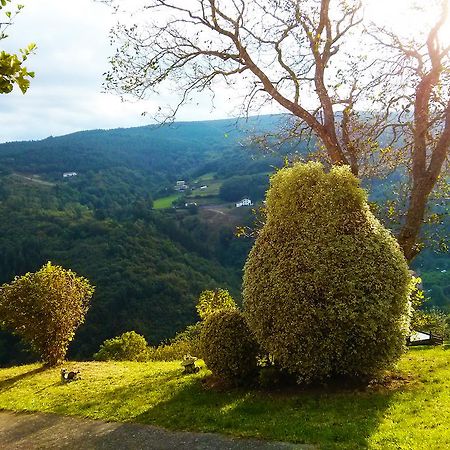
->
[[0, 0, 36, 94]]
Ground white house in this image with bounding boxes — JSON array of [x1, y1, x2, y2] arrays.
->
[[174, 180, 188, 191], [200, 185, 208, 190], [235, 198, 253, 208], [63, 172, 77, 178]]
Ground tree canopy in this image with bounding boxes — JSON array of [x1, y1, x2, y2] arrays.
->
[[0, 262, 94, 366], [196, 288, 237, 320], [0, 0, 35, 94], [104, 0, 449, 261], [0, 120, 446, 366]]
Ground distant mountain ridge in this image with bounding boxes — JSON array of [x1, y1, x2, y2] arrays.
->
[[0, 115, 287, 180]]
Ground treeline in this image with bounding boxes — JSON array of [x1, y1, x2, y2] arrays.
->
[[219, 173, 269, 202]]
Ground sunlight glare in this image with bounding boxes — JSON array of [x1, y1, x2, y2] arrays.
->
[[366, 0, 450, 45]]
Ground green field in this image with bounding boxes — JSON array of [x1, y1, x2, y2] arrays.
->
[[153, 194, 181, 209], [188, 180, 223, 197], [195, 172, 216, 182], [1, 347, 450, 449]]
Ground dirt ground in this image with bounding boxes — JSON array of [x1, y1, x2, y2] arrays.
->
[[0, 410, 314, 450]]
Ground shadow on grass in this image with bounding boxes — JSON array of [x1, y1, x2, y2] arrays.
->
[[147, 379, 414, 449], [0, 363, 415, 449], [49, 368, 187, 419], [73, 371, 409, 450], [0, 366, 46, 392]]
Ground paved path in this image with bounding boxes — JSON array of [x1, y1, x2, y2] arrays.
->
[[0, 410, 314, 450]]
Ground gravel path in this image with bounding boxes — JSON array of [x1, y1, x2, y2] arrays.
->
[[0, 410, 314, 450]]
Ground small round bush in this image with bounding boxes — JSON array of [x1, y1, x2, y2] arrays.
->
[[243, 162, 411, 382], [200, 309, 259, 384], [94, 331, 149, 362], [196, 289, 237, 320]]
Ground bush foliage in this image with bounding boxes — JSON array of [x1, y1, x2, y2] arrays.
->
[[148, 322, 203, 361], [196, 288, 237, 320], [94, 331, 149, 362], [0, 262, 94, 366], [200, 309, 259, 384], [243, 162, 411, 382]]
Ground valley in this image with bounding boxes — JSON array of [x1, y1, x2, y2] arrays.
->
[[0, 116, 448, 365]]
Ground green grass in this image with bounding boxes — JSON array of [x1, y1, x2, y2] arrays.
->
[[153, 194, 181, 209], [195, 172, 216, 183], [188, 180, 223, 197], [1, 348, 450, 449]]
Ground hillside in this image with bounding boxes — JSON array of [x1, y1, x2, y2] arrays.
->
[[0, 116, 448, 364], [0, 117, 290, 363]]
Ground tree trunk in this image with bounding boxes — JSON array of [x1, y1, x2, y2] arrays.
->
[[398, 178, 435, 262]]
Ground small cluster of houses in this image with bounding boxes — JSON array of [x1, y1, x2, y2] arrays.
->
[[174, 180, 189, 191], [62, 172, 77, 178], [175, 180, 209, 192], [175, 180, 253, 208]]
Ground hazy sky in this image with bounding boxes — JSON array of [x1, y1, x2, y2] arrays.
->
[[0, 0, 247, 143], [1, 0, 447, 143]]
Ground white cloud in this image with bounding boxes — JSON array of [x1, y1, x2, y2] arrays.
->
[[0, 0, 246, 142]]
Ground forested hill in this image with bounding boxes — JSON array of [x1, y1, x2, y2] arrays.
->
[[0, 116, 291, 363], [0, 115, 286, 181], [0, 116, 448, 364]]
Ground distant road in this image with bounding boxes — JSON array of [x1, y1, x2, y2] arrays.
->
[[12, 173, 55, 187]]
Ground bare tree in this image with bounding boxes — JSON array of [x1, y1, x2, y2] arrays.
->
[[376, 2, 450, 261], [103, 0, 449, 262]]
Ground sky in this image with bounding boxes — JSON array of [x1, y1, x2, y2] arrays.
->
[[0, 0, 245, 143], [0, 0, 448, 143]]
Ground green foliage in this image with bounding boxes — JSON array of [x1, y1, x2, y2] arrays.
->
[[149, 322, 203, 360], [411, 309, 450, 339], [200, 309, 259, 384], [172, 321, 203, 343], [0, 119, 445, 365], [196, 288, 237, 320], [93, 331, 149, 362], [409, 276, 449, 338], [258, 365, 293, 389], [219, 174, 268, 202], [0, 173, 244, 362], [409, 276, 425, 310], [243, 162, 412, 382], [0, 262, 94, 366], [0, 0, 36, 94], [169, 321, 202, 356], [148, 341, 191, 361]]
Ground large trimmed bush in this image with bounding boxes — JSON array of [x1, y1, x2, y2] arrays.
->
[[243, 162, 411, 382], [200, 309, 259, 384]]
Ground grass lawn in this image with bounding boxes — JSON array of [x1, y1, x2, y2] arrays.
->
[[153, 194, 181, 209], [1, 347, 449, 449]]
